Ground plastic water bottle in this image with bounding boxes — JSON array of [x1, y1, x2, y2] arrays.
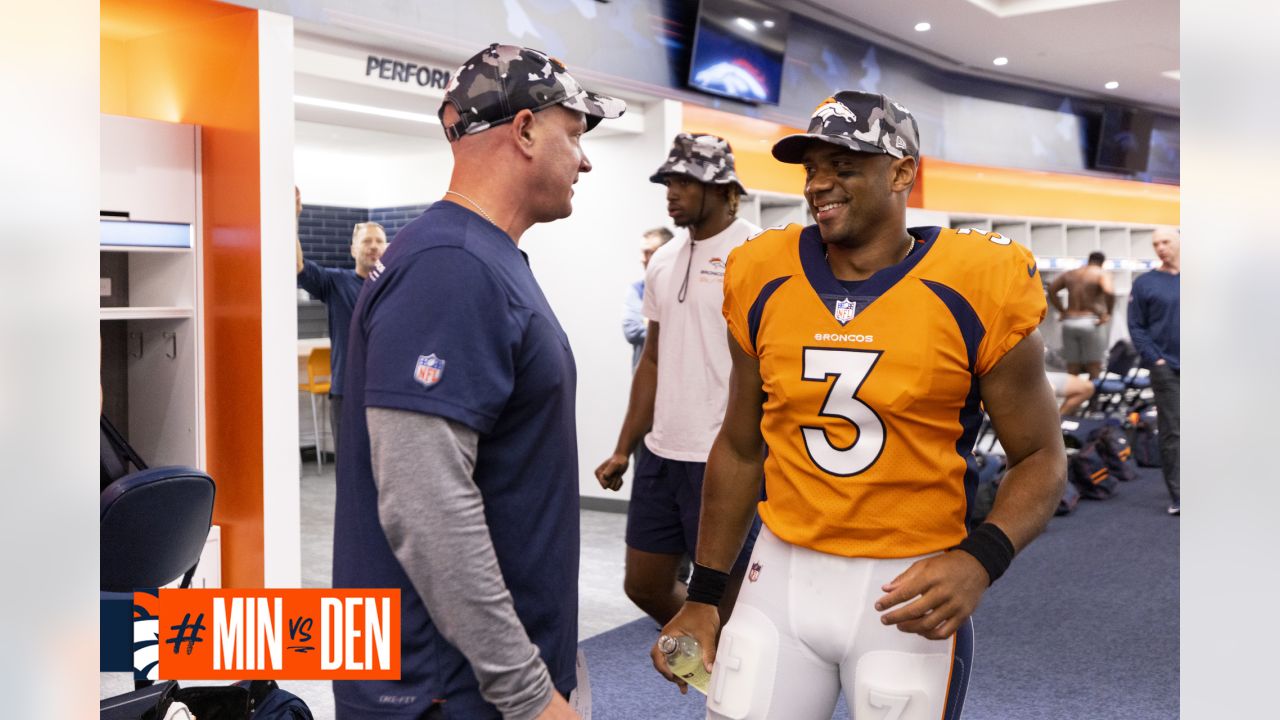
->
[[659, 634, 710, 694]]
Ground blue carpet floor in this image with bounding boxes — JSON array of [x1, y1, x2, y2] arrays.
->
[[580, 467, 1179, 719]]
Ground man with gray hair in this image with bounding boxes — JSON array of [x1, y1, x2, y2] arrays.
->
[[623, 227, 674, 370], [295, 186, 388, 454], [596, 133, 761, 627], [1128, 226, 1180, 515], [332, 43, 623, 720]]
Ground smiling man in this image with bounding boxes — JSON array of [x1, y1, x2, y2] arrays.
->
[[332, 44, 623, 720], [651, 91, 1066, 720], [596, 133, 761, 628]]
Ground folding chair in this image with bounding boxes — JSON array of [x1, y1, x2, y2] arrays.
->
[[1083, 340, 1141, 417]]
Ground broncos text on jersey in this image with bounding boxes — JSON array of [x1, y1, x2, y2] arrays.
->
[[722, 224, 1045, 558]]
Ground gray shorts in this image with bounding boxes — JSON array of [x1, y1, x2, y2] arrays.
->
[[1061, 316, 1107, 364]]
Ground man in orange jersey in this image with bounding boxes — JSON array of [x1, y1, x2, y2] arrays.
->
[[650, 91, 1067, 720]]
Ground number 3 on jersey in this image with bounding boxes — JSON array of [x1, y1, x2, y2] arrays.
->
[[801, 348, 887, 476]]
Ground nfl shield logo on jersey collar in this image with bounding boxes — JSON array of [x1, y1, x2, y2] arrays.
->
[[414, 354, 446, 387], [834, 297, 857, 325]]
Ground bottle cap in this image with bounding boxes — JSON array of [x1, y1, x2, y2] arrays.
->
[[658, 635, 677, 654]]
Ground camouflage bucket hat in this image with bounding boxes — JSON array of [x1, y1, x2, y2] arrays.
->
[[439, 43, 626, 142], [771, 90, 920, 164], [649, 133, 747, 194]]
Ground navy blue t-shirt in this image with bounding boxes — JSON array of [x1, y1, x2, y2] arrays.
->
[[297, 260, 363, 397], [332, 202, 580, 719], [1127, 268, 1180, 370]]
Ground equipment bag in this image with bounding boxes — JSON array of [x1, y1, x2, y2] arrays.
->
[[1069, 442, 1119, 499], [965, 451, 1006, 527], [1057, 475, 1081, 515], [1060, 416, 1107, 449], [968, 450, 1078, 520], [1129, 415, 1162, 468], [230, 680, 315, 720], [248, 687, 314, 720], [1088, 424, 1139, 482]]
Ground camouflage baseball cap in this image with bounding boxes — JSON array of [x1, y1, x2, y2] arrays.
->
[[439, 43, 626, 142], [649, 133, 747, 194], [771, 90, 920, 164]]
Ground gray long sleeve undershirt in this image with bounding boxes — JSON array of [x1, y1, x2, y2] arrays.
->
[[367, 407, 554, 720]]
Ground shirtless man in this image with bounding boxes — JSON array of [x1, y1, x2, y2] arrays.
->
[[1047, 251, 1115, 378]]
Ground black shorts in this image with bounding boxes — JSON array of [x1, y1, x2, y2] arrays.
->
[[625, 444, 760, 572]]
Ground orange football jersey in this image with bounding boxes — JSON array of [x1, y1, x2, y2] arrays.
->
[[722, 224, 1046, 558]]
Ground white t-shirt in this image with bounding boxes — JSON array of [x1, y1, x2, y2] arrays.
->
[[642, 216, 760, 461]]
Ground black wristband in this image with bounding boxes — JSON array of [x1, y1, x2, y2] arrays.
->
[[953, 523, 1016, 585], [686, 563, 730, 606]]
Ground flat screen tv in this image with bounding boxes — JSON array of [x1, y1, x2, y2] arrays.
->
[[687, 0, 789, 105], [1094, 106, 1154, 173]]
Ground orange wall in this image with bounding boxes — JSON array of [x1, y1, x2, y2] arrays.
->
[[921, 159, 1180, 225], [681, 103, 1178, 225], [100, 38, 129, 116], [101, 0, 265, 587]]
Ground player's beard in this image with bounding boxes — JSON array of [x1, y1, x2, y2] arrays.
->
[[671, 190, 708, 230], [818, 215, 861, 249]]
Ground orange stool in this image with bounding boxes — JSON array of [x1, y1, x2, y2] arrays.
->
[[298, 346, 332, 473]]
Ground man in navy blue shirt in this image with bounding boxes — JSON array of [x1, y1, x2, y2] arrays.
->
[[1128, 227, 1180, 515], [295, 187, 388, 453], [332, 44, 624, 720]]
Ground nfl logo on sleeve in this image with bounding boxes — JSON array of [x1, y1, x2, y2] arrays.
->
[[414, 354, 446, 387], [834, 298, 857, 325]]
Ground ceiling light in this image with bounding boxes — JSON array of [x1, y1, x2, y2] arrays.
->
[[993, 57, 1009, 66], [763, 19, 775, 28], [1162, 70, 1180, 80], [915, 22, 931, 32], [734, 17, 758, 32], [293, 96, 439, 124], [1104, 81, 1119, 90]]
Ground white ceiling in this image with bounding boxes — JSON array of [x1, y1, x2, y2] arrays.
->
[[774, 0, 1179, 114]]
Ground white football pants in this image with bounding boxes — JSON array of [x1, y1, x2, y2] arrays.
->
[[705, 526, 974, 720]]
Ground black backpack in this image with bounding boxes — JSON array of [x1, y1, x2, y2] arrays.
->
[[967, 450, 1078, 521], [1105, 339, 1141, 377], [1057, 473, 1081, 515], [1062, 417, 1118, 499], [245, 685, 314, 719], [1089, 424, 1139, 482], [1128, 413, 1162, 467], [101, 680, 313, 720], [965, 451, 1005, 526], [1068, 441, 1119, 499]]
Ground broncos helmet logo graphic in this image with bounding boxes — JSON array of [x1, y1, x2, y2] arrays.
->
[[812, 99, 857, 126], [133, 589, 161, 680]]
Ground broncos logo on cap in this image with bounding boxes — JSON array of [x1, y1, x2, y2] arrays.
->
[[812, 98, 857, 125]]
